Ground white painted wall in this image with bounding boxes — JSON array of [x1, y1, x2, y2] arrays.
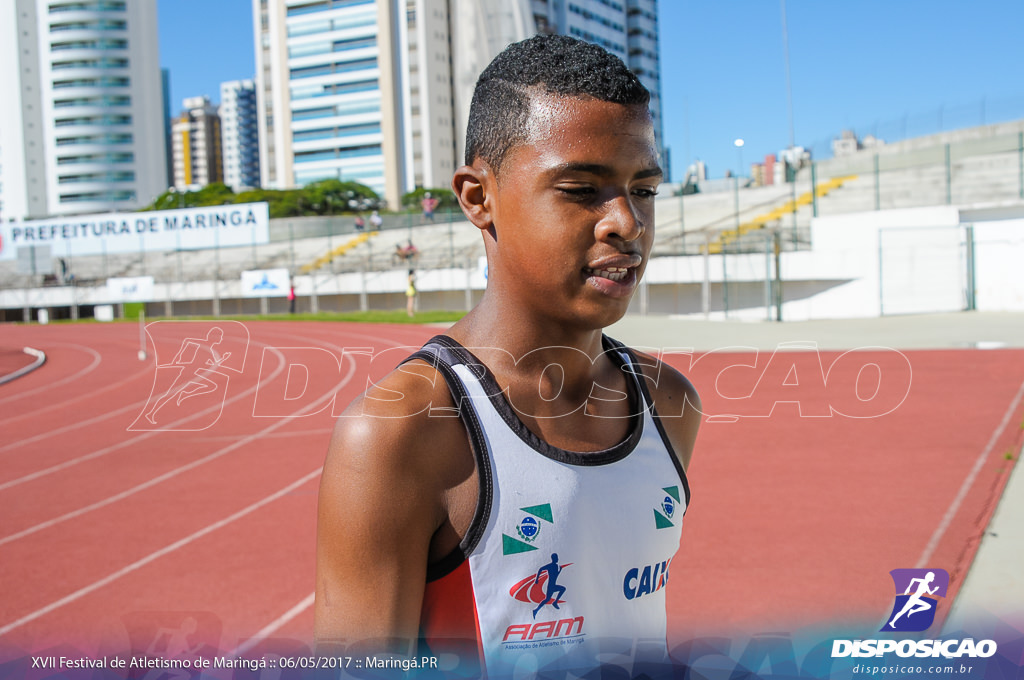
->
[[974, 218, 1024, 311]]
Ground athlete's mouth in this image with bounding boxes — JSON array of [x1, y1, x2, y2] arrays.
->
[[583, 266, 632, 282]]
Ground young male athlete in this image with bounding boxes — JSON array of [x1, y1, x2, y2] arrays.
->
[[316, 35, 701, 677]]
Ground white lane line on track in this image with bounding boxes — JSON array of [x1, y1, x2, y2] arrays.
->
[[0, 341, 288, 491], [0, 398, 149, 455], [0, 340, 357, 545], [0, 469, 322, 638], [232, 593, 316, 657], [189, 428, 333, 443], [0, 344, 101, 406], [2, 359, 151, 431], [915, 379, 1024, 568], [0, 325, 415, 638]]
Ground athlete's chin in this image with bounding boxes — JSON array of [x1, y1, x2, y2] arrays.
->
[[573, 299, 633, 331]]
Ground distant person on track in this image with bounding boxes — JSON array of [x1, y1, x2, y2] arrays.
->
[[406, 270, 417, 318], [316, 35, 701, 677]]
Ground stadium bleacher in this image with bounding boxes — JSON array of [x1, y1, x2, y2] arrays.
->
[[2, 118, 1023, 319]]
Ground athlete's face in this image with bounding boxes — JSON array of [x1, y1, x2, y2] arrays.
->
[[480, 95, 661, 330]]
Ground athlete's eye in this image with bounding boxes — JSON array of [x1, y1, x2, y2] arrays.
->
[[558, 186, 597, 199], [632, 187, 659, 199]]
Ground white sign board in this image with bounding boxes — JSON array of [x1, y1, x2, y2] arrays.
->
[[241, 268, 290, 298], [107, 276, 155, 303], [17, 245, 54, 274], [0, 202, 270, 261]]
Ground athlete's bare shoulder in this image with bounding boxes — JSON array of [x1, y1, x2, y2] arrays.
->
[[323, 354, 476, 543], [315, 355, 476, 646], [627, 347, 702, 471]]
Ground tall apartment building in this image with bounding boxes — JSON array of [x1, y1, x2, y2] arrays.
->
[[530, 0, 665, 167], [253, 0, 662, 206], [255, 0, 400, 202], [220, 79, 261, 190], [405, 0, 533, 191], [0, 0, 167, 220], [171, 96, 223, 190]]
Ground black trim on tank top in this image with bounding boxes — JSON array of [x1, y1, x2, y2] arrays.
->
[[425, 334, 645, 467], [613, 340, 693, 509], [400, 344, 494, 583]]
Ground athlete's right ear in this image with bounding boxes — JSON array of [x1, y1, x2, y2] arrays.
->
[[452, 163, 493, 233]]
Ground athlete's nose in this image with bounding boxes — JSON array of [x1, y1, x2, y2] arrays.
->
[[596, 194, 646, 244]]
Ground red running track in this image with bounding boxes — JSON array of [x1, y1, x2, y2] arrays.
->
[[0, 322, 1021, 661], [0, 349, 36, 378]]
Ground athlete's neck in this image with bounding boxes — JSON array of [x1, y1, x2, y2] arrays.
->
[[448, 303, 610, 378]]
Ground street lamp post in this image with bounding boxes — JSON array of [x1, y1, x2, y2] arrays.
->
[[725, 138, 744, 321], [733, 138, 744, 231]]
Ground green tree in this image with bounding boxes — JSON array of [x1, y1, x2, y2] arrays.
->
[[139, 180, 381, 217], [302, 179, 380, 215]]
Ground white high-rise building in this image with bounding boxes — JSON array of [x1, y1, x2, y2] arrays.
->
[[220, 79, 261, 190], [0, 0, 167, 220], [404, 0, 533, 190], [254, 0, 533, 206], [255, 0, 403, 203], [253, 0, 663, 206], [530, 0, 665, 165]]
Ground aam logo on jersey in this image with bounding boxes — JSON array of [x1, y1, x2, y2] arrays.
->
[[881, 568, 949, 632], [502, 554, 585, 646], [508, 557, 572, 607]]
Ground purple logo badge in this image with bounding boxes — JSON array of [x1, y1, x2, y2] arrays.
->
[[881, 568, 949, 632]]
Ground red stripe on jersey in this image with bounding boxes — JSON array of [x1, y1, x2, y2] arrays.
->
[[420, 560, 483, 670]]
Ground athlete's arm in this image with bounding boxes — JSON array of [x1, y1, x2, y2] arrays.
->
[[315, 361, 475, 656], [315, 368, 451, 655], [633, 351, 702, 471]]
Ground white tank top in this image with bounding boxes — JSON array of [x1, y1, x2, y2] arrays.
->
[[408, 335, 690, 678]]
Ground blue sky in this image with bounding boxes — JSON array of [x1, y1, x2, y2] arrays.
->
[[157, 0, 1024, 181]]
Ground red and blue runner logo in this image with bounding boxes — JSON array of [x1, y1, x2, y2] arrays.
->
[[509, 555, 572, 619], [881, 568, 949, 632]]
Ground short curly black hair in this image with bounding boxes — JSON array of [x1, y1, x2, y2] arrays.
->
[[465, 34, 650, 175]]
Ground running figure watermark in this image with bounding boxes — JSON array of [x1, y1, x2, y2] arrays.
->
[[888, 571, 939, 629], [144, 328, 232, 424], [131, 321, 249, 432]]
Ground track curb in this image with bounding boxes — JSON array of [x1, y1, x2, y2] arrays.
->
[[0, 347, 47, 385]]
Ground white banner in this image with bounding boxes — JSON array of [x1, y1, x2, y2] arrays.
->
[[241, 268, 291, 298], [107, 276, 155, 302], [0, 202, 270, 261]]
